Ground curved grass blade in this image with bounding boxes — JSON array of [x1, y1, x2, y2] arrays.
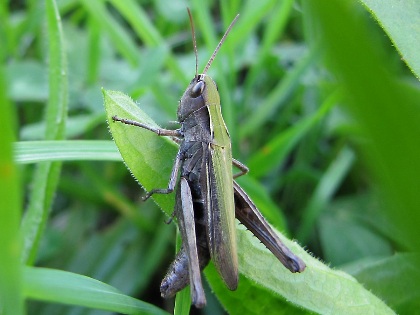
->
[[23, 267, 169, 315]]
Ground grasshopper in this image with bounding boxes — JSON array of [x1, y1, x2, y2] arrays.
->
[[112, 9, 305, 308]]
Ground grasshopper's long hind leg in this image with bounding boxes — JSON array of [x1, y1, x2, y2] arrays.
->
[[177, 177, 206, 308], [233, 181, 306, 273]]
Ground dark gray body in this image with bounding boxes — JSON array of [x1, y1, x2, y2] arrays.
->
[[112, 74, 306, 308], [166, 74, 238, 307]]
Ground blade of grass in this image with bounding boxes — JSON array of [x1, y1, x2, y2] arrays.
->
[[297, 146, 356, 242], [224, 0, 276, 48], [107, 0, 161, 47], [108, 0, 188, 84], [86, 15, 101, 85], [240, 45, 320, 138], [21, 0, 68, 265], [14, 140, 121, 164], [243, 0, 294, 104], [0, 37, 25, 315], [81, 0, 139, 66], [23, 267, 169, 315], [0, 1, 11, 55], [247, 89, 339, 178]]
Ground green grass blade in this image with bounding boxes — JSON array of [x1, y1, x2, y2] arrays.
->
[[23, 267, 169, 315], [240, 46, 320, 138], [81, 0, 139, 66], [108, 0, 187, 84], [297, 146, 356, 242], [86, 16, 101, 85], [221, 0, 277, 49], [107, 0, 162, 46], [247, 89, 338, 178], [0, 41, 25, 315], [174, 288, 191, 315], [21, 0, 68, 265], [14, 140, 121, 164], [243, 0, 294, 103]]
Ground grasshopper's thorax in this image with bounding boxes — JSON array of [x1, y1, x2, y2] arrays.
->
[[177, 74, 230, 146]]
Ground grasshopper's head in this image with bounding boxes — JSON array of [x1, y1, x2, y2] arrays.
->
[[177, 9, 238, 123], [177, 74, 219, 122]]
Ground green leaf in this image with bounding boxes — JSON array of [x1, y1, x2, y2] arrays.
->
[[205, 265, 308, 315], [103, 89, 395, 314], [235, 224, 394, 315], [360, 0, 420, 79], [23, 267, 169, 315], [103, 89, 178, 215]]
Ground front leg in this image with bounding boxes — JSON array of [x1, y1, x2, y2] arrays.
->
[[112, 115, 182, 138], [112, 115, 183, 200], [143, 149, 183, 200]]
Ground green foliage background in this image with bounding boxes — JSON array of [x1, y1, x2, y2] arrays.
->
[[1, 0, 420, 314]]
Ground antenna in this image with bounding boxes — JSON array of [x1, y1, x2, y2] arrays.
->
[[187, 8, 198, 78], [202, 14, 239, 75]]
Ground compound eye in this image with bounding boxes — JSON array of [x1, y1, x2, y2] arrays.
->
[[190, 81, 204, 98]]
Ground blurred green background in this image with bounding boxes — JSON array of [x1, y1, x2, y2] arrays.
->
[[1, 0, 420, 314]]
